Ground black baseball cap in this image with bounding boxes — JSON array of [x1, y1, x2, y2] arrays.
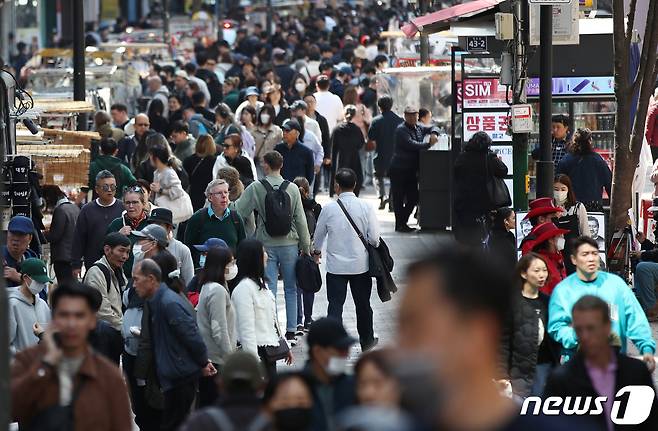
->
[[282, 119, 302, 133], [307, 318, 356, 350]]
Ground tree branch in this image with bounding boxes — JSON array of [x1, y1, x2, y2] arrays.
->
[[626, 0, 637, 45], [631, 0, 658, 96]]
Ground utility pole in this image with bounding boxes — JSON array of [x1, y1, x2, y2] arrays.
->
[[512, 0, 529, 209], [72, 0, 86, 131], [419, 0, 429, 65], [536, 4, 553, 198], [162, 0, 170, 46], [215, 0, 223, 42], [266, 0, 273, 38]]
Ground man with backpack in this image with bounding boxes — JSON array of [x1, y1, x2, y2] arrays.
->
[[236, 150, 311, 345], [83, 232, 131, 364], [184, 179, 247, 264]]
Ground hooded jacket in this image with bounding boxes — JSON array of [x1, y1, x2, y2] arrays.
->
[[88, 154, 137, 198], [8, 287, 51, 356]]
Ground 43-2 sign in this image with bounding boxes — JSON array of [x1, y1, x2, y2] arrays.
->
[[466, 36, 488, 52]]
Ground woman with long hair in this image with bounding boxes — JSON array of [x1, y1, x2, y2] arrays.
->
[[264, 83, 291, 126], [499, 253, 560, 399], [330, 105, 365, 196], [231, 239, 293, 377], [287, 73, 310, 103], [557, 127, 612, 211], [264, 372, 314, 431], [251, 104, 284, 179], [183, 135, 217, 211], [149, 144, 191, 224], [196, 246, 237, 407], [214, 102, 256, 159], [554, 174, 590, 273], [148, 98, 169, 135]]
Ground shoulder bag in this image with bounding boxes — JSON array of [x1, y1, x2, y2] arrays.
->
[[262, 316, 290, 363], [485, 152, 512, 209]]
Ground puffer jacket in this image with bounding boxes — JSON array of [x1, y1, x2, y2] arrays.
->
[[499, 293, 560, 397]]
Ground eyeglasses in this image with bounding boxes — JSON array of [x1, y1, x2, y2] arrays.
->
[[99, 184, 117, 192], [221, 143, 233, 148], [124, 200, 141, 207]]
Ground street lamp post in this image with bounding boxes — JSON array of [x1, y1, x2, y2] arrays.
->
[[536, 4, 553, 198], [72, 0, 86, 131], [216, 0, 223, 42]]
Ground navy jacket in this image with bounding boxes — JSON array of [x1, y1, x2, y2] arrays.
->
[[368, 111, 404, 174], [390, 122, 439, 172], [275, 141, 315, 185], [147, 284, 208, 391], [304, 363, 356, 431], [557, 152, 612, 205]]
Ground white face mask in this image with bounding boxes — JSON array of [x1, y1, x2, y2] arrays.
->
[[132, 244, 143, 257], [225, 263, 238, 281], [260, 114, 271, 124], [556, 237, 566, 251], [199, 254, 207, 268], [554, 190, 568, 205], [295, 82, 306, 92], [28, 280, 46, 295], [326, 356, 348, 376]]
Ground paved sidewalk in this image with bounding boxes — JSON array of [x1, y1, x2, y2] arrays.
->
[[276, 185, 449, 369]]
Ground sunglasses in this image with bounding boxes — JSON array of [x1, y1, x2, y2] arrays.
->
[[124, 185, 145, 194], [99, 184, 117, 192]]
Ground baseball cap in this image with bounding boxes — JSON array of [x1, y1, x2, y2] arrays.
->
[[290, 100, 308, 112], [8, 215, 34, 234], [404, 105, 419, 114], [245, 86, 259, 97], [147, 208, 174, 227], [282, 119, 302, 133], [307, 317, 356, 350], [338, 64, 354, 76], [174, 70, 189, 80], [222, 351, 265, 391], [272, 47, 286, 57], [20, 258, 53, 283], [131, 224, 169, 248], [193, 238, 229, 252]]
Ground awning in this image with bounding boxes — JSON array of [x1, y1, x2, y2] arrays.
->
[[401, 0, 505, 38]]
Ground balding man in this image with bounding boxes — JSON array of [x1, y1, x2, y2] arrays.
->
[[117, 113, 154, 168], [146, 76, 169, 118]]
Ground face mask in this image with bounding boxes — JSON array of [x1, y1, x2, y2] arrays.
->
[[133, 244, 143, 256], [556, 237, 565, 251], [260, 114, 271, 124], [225, 263, 238, 281], [273, 408, 312, 431], [199, 254, 207, 268], [554, 190, 568, 205], [28, 280, 46, 295], [326, 356, 348, 376], [295, 82, 306, 92]]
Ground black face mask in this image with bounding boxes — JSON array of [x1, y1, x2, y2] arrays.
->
[[273, 407, 312, 431]]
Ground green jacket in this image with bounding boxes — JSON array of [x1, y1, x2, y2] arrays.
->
[[106, 212, 149, 278], [184, 207, 246, 258], [173, 137, 196, 163], [235, 175, 311, 253], [89, 155, 137, 198], [223, 90, 240, 113]]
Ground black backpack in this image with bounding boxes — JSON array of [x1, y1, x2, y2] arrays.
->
[[83, 262, 113, 294], [260, 179, 292, 237]]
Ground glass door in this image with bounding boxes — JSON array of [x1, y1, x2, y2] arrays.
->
[[572, 100, 616, 154]]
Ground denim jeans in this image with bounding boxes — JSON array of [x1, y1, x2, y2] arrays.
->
[[297, 288, 315, 326], [326, 272, 374, 347], [265, 244, 299, 332], [635, 261, 658, 311], [530, 363, 552, 397]]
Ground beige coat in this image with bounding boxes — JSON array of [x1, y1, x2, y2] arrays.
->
[[250, 125, 283, 162], [84, 255, 126, 330]]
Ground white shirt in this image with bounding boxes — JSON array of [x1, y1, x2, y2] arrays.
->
[[301, 130, 324, 168], [303, 115, 322, 142], [212, 149, 258, 180], [314, 90, 344, 131], [313, 192, 380, 275], [231, 278, 280, 357]]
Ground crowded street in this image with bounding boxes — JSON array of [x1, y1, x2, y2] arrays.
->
[[3, 0, 658, 430]]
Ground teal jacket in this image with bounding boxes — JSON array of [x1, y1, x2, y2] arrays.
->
[[548, 271, 656, 359]]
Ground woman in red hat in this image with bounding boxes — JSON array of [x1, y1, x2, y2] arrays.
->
[[521, 222, 569, 295]]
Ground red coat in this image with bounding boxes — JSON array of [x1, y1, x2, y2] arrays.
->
[[537, 250, 566, 295], [645, 101, 658, 147]]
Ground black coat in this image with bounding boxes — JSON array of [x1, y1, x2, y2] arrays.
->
[[488, 228, 517, 271], [389, 122, 437, 173], [544, 352, 658, 431], [499, 293, 560, 398], [454, 147, 508, 217], [183, 154, 217, 211], [368, 111, 404, 177], [330, 122, 364, 196], [46, 201, 80, 263]]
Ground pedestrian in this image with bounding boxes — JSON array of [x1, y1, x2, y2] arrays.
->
[[367, 96, 403, 210], [519, 197, 564, 254], [167, 95, 184, 126], [264, 372, 315, 431], [147, 98, 169, 135], [453, 131, 508, 245], [330, 105, 365, 197], [548, 237, 656, 365], [544, 295, 658, 431], [498, 253, 560, 399], [10, 283, 132, 431], [3, 215, 39, 288], [235, 151, 312, 345], [521, 222, 568, 295], [132, 259, 215, 431], [303, 94, 332, 195], [110, 102, 130, 130], [8, 258, 51, 356], [274, 119, 315, 185], [183, 134, 217, 211], [217, 132, 257, 185], [487, 208, 517, 271], [169, 120, 196, 162], [45, 187, 80, 285], [185, 178, 247, 262], [251, 104, 284, 178], [149, 144, 193, 225], [531, 114, 571, 165], [106, 186, 150, 278], [389, 106, 439, 233], [118, 113, 153, 171], [630, 231, 658, 321], [222, 76, 241, 112], [314, 74, 344, 131], [72, 170, 124, 280], [196, 246, 238, 407], [87, 287, 124, 365], [88, 138, 137, 199], [232, 238, 294, 377], [179, 351, 270, 431], [354, 348, 401, 408], [264, 82, 291, 127], [187, 237, 230, 302], [143, 208, 194, 286], [554, 174, 591, 273], [313, 168, 379, 351], [131, 224, 170, 264], [235, 87, 264, 125], [557, 127, 612, 212], [196, 53, 223, 108], [82, 233, 130, 363], [304, 318, 357, 431]]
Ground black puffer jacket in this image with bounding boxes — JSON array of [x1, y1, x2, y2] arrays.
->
[[499, 292, 560, 398], [454, 143, 508, 216]]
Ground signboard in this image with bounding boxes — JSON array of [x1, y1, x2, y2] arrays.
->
[[463, 111, 512, 142], [466, 36, 488, 52], [511, 104, 533, 133], [462, 78, 509, 109], [526, 76, 614, 96], [529, 1, 579, 46]]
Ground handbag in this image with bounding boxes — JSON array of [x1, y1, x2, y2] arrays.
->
[[263, 318, 290, 363], [155, 190, 194, 224], [485, 152, 512, 208]]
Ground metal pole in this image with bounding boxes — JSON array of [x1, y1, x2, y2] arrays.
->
[[266, 0, 273, 38], [72, 0, 86, 131], [419, 0, 429, 65], [162, 0, 170, 45], [536, 4, 553, 198], [0, 70, 9, 431], [512, 0, 529, 209], [216, 0, 223, 41]]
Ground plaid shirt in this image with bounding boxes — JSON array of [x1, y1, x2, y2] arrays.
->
[[552, 138, 568, 165]]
